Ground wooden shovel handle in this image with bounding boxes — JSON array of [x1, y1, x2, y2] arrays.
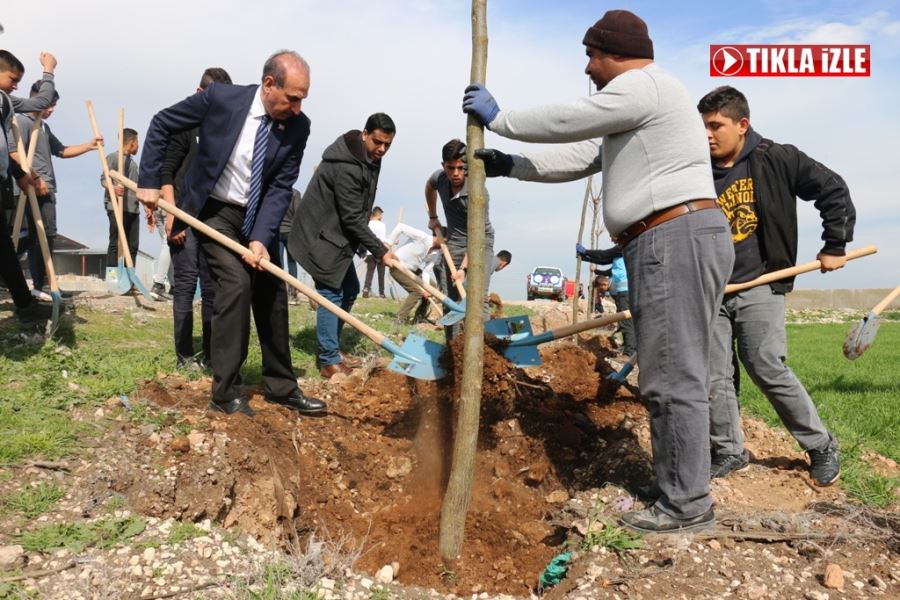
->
[[548, 310, 631, 340], [11, 115, 43, 250], [872, 284, 900, 316], [110, 171, 387, 346], [723, 245, 878, 294], [433, 227, 467, 299], [86, 101, 134, 268], [388, 259, 447, 302], [10, 119, 59, 294]]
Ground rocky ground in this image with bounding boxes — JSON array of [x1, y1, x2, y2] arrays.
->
[[0, 293, 897, 599]]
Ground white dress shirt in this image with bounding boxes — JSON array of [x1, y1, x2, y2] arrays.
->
[[387, 223, 434, 273], [211, 89, 270, 206]]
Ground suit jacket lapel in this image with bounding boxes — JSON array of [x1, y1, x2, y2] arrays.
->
[[264, 119, 286, 179]]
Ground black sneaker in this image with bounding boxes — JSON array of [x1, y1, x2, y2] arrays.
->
[[150, 283, 172, 301], [710, 450, 751, 479], [620, 504, 714, 534], [808, 437, 840, 486]]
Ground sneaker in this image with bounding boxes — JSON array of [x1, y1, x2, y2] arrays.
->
[[620, 504, 714, 534], [150, 283, 172, 301], [30, 288, 52, 302], [710, 450, 751, 479], [808, 437, 840, 486]]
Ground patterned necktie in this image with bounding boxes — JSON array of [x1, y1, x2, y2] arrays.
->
[[241, 114, 271, 239]]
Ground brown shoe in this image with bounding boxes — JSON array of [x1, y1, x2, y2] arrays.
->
[[340, 353, 363, 368], [319, 362, 353, 379]]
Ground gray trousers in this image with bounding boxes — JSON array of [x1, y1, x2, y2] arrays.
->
[[624, 208, 734, 519], [443, 241, 493, 341], [709, 285, 830, 456]]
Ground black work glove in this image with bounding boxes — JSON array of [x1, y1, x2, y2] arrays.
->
[[473, 148, 513, 178]]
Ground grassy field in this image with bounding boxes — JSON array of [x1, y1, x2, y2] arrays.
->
[[739, 321, 900, 506], [0, 301, 896, 505]]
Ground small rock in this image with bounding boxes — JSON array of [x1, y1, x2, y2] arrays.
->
[[391, 561, 400, 578], [188, 431, 206, 450], [869, 575, 886, 590], [708, 539, 721, 551], [823, 564, 844, 590], [386, 457, 412, 479], [851, 581, 864, 590], [170, 437, 190, 453], [142, 547, 156, 563], [545, 490, 569, 504], [804, 592, 828, 600], [746, 584, 767, 599], [0, 545, 25, 569], [360, 578, 373, 590], [320, 578, 335, 591], [94, 407, 105, 418], [375, 564, 394, 584]]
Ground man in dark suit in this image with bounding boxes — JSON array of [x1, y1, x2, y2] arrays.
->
[[136, 50, 324, 417], [288, 113, 397, 379]]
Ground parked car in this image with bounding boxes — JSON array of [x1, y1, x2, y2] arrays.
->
[[527, 266, 566, 301]]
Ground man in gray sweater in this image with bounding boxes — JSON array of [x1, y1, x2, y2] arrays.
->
[[463, 9, 734, 533]]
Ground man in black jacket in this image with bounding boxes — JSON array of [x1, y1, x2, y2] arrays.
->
[[289, 113, 397, 379], [160, 67, 232, 370], [698, 86, 854, 485]]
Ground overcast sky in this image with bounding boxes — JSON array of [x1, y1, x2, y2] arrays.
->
[[3, 0, 898, 300]]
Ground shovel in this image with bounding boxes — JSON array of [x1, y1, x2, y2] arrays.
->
[[723, 245, 877, 294], [843, 284, 900, 360], [86, 102, 151, 299], [605, 352, 638, 386], [10, 119, 62, 333], [486, 310, 631, 367], [111, 171, 445, 380], [10, 115, 42, 251], [388, 258, 466, 326]]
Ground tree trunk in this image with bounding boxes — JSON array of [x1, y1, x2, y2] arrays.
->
[[571, 177, 592, 342], [438, 0, 488, 569]]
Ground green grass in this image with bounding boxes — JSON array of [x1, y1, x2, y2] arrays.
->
[[0, 482, 65, 519], [738, 322, 900, 506], [167, 521, 206, 544], [14, 516, 146, 553]]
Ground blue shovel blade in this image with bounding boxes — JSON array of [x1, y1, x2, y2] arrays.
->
[[485, 315, 533, 340], [126, 267, 152, 300], [387, 333, 446, 380], [438, 309, 466, 327]]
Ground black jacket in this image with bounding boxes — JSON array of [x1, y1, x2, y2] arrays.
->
[[750, 138, 855, 293], [288, 130, 386, 288]]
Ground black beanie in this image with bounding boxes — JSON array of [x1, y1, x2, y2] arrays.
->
[[583, 10, 654, 59]]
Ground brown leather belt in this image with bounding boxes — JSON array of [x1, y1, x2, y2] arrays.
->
[[613, 199, 719, 247]]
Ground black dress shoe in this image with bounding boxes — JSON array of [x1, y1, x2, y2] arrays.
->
[[266, 390, 327, 415], [208, 397, 256, 416]]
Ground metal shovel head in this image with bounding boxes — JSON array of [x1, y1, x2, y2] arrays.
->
[[605, 361, 635, 384], [387, 333, 446, 380], [843, 311, 880, 360], [105, 260, 132, 295], [48, 291, 62, 336], [485, 315, 533, 340], [126, 267, 153, 300], [438, 309, 466, 327]]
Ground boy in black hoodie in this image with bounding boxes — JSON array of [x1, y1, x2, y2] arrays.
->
[[698, 86, 855, 486]]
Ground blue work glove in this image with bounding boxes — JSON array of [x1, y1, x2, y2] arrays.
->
[[473, 148, 513, 178], [576, 243, 587, 257], [463, 84, 500, 126]]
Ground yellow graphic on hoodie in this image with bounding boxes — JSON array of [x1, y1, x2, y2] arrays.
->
[[716, 177, 757, 243]]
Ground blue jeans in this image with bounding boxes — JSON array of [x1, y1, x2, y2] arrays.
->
[[315, 264, 360, 367]]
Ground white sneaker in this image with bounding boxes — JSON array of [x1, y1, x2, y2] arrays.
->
[[31, 288, 52, 302]]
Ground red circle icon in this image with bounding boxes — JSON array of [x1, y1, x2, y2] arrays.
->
[[712, 46, 744, 76]]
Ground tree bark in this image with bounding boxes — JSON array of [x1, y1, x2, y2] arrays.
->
[[571, 177, 592, 341], [438, 0, 488, 568]]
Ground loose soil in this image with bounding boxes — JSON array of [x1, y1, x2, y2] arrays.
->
[[2, 294, 897, 598]]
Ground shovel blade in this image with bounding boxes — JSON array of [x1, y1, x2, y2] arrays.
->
[[485, 315, 533, 340], [438, 310, 466, 327], [388, 333, 446, 380], [843, 312, 880, 360], [500, 342, 542, 367], [126, 267, 153, 300]]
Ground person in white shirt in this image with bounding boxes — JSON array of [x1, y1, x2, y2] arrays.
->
[[387, 222, 440, 324], [362, 206, 387, 298]]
